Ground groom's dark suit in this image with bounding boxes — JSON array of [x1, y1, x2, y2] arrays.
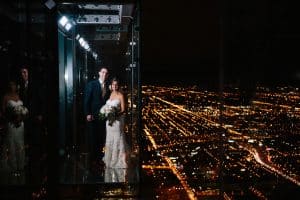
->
[[84, 79, 110, 161]]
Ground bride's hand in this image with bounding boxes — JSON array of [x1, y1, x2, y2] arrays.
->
[[119, 111, 126, 116]]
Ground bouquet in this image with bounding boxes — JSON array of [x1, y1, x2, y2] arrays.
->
[[6, 105, 28, 127], [99, 104, 121, 126]]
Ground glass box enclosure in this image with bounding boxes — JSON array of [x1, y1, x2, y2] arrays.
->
[[57, 0, 140, 192]]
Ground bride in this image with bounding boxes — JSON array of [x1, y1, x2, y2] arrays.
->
[[1, 81, 27, 174], [102, 77, 128, 169]]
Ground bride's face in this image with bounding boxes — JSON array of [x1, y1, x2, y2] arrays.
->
[[9, 81, 17, 92], [111, 81, 119, 91]]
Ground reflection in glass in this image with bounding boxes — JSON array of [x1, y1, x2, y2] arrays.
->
[[104, 168, 127, 183]]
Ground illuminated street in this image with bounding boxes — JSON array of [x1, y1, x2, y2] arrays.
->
[[141, 85, 300, 199]]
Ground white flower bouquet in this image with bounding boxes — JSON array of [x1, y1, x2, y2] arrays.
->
[[7, 105, 28, 127], [14, 105, 29, 117], [99, 104, 121, 126]]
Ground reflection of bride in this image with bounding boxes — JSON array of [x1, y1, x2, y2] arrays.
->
[[102, 77, 128, 169], [104, 168, 127, 183], [1, 81, 28, 173]]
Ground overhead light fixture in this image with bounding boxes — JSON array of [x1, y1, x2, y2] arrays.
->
[[76, 15, 120, 24], [59, 16, 68, 27], [130, 41, 136, 46], [78, 38, 85, 45], [83, 43, 90, 50], [58, 16, 75, 31], [80, 40, 86, 47], [92, 52, 98, 58], [77, 4, 121, 11], [65, 23, 72, 31], [45, 0, 56, 10], [77, 37, 92, 52]]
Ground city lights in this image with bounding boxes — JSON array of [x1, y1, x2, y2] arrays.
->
[[142, 85, 300, 199]]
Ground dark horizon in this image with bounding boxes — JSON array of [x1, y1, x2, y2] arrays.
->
[[141, 67, 300, 88], [141, 1, 300, 87]]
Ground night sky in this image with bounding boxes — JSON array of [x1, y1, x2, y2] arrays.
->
[[141, 1, 219, 86], [140, 1, 300, 87]]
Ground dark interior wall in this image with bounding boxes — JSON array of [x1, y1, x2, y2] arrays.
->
[[0, 1, 53, 95], [0, 1, 42, 92], [0, 2, 58, 196], [0, 13, 19, 96]]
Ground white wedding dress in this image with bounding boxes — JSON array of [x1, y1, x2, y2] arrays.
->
[[2, 100, 25, 171], [103, 99, 128, 169], [104, 168, 127, 183]]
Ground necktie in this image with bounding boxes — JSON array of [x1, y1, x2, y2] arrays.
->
[[23, 82, 28, 106], [102, 83, 106, 97]]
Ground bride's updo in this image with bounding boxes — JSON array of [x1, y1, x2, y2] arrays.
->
[[7, 80, 18, 93], [110, 77, 121, 92]]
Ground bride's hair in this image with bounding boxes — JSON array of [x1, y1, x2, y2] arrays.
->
[[110, 77, 124, 93], [110, 77, 119, 84], [7, 80, 18, 93]]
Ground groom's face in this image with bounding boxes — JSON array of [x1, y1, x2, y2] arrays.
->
[[21, 68, 29, 82], [99, 68, 109, 82]]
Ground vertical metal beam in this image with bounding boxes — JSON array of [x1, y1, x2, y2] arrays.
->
[[72, 27, 77, 150], [131, 21, 135, 141], [58, 30, 66, 148], [136, 0, 141, 184]]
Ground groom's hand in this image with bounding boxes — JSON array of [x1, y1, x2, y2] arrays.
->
[[86, 115, 93, 121]]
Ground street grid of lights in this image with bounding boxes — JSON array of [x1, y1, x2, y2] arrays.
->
[[58, 15, 98, 60]]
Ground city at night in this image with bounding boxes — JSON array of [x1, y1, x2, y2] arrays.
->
[[141, 85, 300, 199], [0, 0, 300, 199]]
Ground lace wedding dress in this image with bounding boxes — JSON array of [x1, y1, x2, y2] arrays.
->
[[104, 168, 127, 183], [2, 100, 25, 171], [102, 99, 128, 169]]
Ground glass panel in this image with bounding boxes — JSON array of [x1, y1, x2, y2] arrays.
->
[[57, 2, 140, 197]]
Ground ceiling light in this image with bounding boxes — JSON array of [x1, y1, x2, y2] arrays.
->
[[59, 16, 68, 27], [65, 23, 72, 31]]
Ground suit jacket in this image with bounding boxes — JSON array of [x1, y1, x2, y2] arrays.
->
[[84, 79, 110, 119], [19, 80, 44, 118]]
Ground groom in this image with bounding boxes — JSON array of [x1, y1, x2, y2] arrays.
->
[[84, 66, 110, 165]]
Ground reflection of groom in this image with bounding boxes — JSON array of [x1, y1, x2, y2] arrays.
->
[[84, 66, 110, 164], [19, 66, 44, 165]]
